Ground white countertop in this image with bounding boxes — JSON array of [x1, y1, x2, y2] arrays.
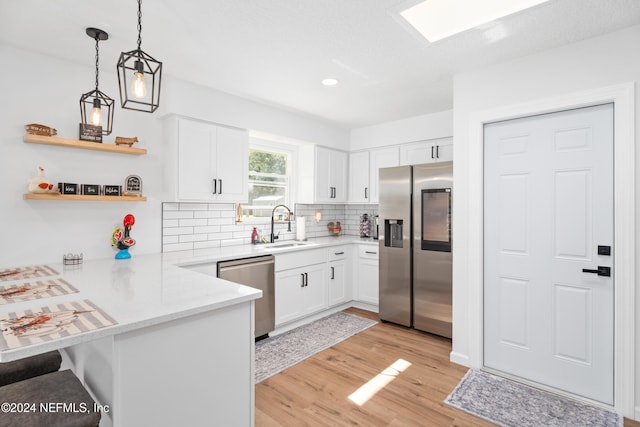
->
[[0, 235, 378, 362]]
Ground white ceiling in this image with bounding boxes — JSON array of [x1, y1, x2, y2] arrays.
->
[[1, 0, 640, 129]]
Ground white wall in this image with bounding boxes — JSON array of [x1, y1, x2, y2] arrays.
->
[[350, 109, 453, 151], [161, 77, 350, 150], [451, 25, 640, 416], [0, 44, 349, 267]]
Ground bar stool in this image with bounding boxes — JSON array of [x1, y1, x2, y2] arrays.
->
[[0, 369, 101, 426], [0, 350, 62, 387]]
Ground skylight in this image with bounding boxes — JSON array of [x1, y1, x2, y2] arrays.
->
[[400, 0, 550, 42]]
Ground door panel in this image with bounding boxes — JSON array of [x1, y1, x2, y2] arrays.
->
[[484, 104, 614, 404]]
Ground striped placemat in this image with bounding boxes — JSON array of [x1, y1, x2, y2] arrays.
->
[[0, 279, 79, 305], [0, 299, 117, 350], [0, 265, 59, 282]]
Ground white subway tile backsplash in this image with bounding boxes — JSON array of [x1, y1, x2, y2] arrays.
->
[[161, 202, 377, 252], [180, 203, 208, 211], [163, 211, 194, 220], [179, 218, 209, 227], [163, 227, 194, 236]]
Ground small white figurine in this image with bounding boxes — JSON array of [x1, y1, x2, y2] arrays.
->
[[27, 166, 56, 193]]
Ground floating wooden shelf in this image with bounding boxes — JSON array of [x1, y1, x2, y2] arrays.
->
[[23, 134, 147, 155], [24, 193, 147, 202]]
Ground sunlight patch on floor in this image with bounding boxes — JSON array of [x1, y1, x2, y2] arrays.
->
[[348, 359, 412, 406]]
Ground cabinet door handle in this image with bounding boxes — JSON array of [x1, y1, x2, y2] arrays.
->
[[436, 145, 440, 159], [218, 179, 222, 194], [365, 251, 377, 255], [330, 266, 335, 280], [365, 187, 368, 199], [212, 179, 217, 194], [431, 146, 434, 159], [301, 273, 305, 287], [334, 251, 345, 255], [304, 272, 309, 286]]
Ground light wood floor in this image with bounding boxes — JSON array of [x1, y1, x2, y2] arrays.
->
[[256, 307, 640, 427]]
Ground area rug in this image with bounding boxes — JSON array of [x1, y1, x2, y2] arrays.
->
[[255, 312, 377, 383], [445, 369, 622, 427]]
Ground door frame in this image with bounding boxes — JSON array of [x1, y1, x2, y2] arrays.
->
[[465, 83, 635, 416]]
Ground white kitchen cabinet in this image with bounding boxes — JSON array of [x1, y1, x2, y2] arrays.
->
[[369, 146, 399, 204], [328, 246, 350, 307], [298, 145, 348, 203], [275, 248, 328, 326], [164, 117, 248, 202], [355, 245, 379, 305], [399, 137, 453, 166], [348, 147, 398, 204], [348, 151, 370, 203]]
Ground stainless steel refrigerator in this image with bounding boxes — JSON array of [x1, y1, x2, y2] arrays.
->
[[378, 162, 452, 338]]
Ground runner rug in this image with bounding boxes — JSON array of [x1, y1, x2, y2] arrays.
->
[[255, 311, 377, 383], [445, 369, 622, 427], [0, 299, 117, 350]]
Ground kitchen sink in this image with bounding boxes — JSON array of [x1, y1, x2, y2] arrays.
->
[[260, 241, 316, 250]]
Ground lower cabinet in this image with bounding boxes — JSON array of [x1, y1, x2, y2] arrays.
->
[[275, 249, 328, 326], [274, 243, 377, 326], [355, 245, 379, 305], [328, 246, 350, 307]]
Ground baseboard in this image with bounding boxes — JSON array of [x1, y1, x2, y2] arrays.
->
[[270, 301, 378, 337], [450, 351, 471, 367], [350, 300, 379, 313]]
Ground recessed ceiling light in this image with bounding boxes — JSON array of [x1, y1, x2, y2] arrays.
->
[[321, 78, 339, 86], [400, 0, 550, 42]]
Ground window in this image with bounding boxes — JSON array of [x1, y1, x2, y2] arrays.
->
[[243, 140, 294, 220]]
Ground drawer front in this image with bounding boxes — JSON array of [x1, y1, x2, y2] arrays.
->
[[358, 245, 379, 259], [328, 245, 349, 261], [275, 248, 328, 271]]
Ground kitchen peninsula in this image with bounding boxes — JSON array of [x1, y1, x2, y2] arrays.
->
[[0, 254, 262, 427]]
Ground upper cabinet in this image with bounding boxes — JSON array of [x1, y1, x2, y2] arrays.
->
[[399, 137, 453, 165], [164, 117, 248, 202], [348, 151, 369, 203], [298, 146, 348, 204], [348, 146, 399, 204]]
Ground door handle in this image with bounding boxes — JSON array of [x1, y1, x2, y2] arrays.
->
[[301, 273, 305, 287], [330, 266, 335, 280], [582, 266, 611, 277], [212, 179, 217, 194], [431, 146, 434, 159], [218, 179, 222, 194], [304, 272, 309, 286], [436, 145, 440, 159]]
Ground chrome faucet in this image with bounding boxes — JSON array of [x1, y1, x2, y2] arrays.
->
[[270, 204, 292, 243]]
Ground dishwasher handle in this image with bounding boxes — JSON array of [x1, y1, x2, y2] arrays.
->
[[217, 256, 275, 273]]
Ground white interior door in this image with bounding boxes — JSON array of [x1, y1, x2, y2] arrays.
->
[[483, 103, 614, 404]]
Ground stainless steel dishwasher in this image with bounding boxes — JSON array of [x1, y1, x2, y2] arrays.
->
[[217, 255, 275, 340]]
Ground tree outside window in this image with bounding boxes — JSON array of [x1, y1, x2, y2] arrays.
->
[[244, 147, 290, 219]]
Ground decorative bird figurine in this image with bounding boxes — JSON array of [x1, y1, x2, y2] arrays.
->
[[111, 214, 136, 259], [27, 166, 56, 193]]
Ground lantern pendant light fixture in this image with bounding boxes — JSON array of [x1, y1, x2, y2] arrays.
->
[[80, 28, 115, 135], [117, 0, 162, 113]]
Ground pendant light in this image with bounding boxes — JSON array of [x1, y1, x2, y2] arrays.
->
[[117, 0, 162, 113], [79, 28, 115, 135]]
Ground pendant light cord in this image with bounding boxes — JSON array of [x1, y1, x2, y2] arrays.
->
[[137, 0, 143, 51], [94, 36, 100, 91]]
